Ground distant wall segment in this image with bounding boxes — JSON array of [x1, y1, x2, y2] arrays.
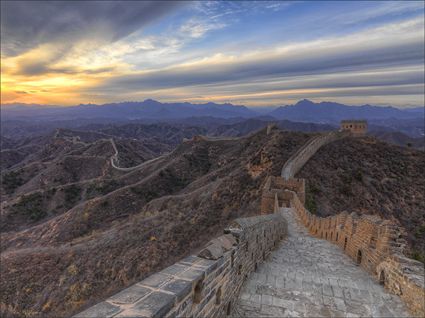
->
[[281, 130, 348, 180], [74, 213, 288, 318], [109, 138, 166, 172]]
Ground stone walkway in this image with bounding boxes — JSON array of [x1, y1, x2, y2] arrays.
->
[[234, 208, 411, 317]]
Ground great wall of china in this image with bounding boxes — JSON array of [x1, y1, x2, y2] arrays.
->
[[109, 138, 167, 172], [110, 135, 239, 172], [75, 128, 424, 318]]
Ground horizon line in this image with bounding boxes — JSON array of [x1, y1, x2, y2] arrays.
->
[[1, 98, 424, 110]]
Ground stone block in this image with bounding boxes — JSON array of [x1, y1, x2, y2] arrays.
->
[[109, 284, 151, 304], [223, 228, 243, 239], [177, 268, 205, 283], [74, 301, 121, 318], [214, 234, 237, 251], [161, 279, 192, 301], [193, 259, 218, 275], [198, 287, 216, 308], [133, 291, 176, 318], [174, 295, 193, 317], [161, 264, 189, 276], [140, 273, 172, 289], [180, 255, 202, 266], [198, 242, 223, 260]]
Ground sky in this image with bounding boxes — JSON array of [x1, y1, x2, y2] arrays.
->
[[1, 1, 424, 107]]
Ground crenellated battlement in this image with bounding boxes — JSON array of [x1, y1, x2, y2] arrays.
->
[[288, 186, 424, 316], [261, 130, 424, 316]]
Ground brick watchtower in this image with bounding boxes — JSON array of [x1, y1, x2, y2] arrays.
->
[[340, 120, 367, 136]]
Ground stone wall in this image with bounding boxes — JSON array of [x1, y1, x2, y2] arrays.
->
[[377, 255, 425, 316], [281, 131, 348, 180], [260, 176, 304, 214], [74, 130, 423, 317], [74, 213, 288, 318], [289, 188, 425, 316], [269, 129, 424, 316]]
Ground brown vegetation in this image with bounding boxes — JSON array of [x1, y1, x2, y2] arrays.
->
[[298, 136, 425, 262], [0, 128, 309, 317]]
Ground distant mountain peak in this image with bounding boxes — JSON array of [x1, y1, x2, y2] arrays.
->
[[295, 99, 315, 106], [143, 98, 161, 104], [269, 99, 423, 125]]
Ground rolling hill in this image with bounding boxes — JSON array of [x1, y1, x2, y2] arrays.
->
[[0, 127, 311, 317], [1, 114, 424, 317]]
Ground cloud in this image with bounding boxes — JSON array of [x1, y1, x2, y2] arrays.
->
[[94, 18, 424, 92], [194, 1, 293, 18], [0, 1, 185, 77], [0, 1, 184, 57], [326, 1, 424, 27], [193, 66, 424, 95], [1, 1, 424, 107], [180, 19, 226, 39]]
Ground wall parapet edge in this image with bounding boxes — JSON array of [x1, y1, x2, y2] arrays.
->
[[281, 130, 349, 180], [73, 213, 288, 318], [288, 186, 425, 317]]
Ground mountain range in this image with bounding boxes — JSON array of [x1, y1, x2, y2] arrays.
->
[[0, 99, 256, 121], [2, 99, 423, 123], [269, 99, 424, 122]]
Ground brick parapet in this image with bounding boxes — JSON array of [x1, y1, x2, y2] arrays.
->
[[377, 254, 425, 316], [74, 213, 288, 318], [261, 176, 304, 214], [289, 185, 425, 316], [265, 128, 423, 316]]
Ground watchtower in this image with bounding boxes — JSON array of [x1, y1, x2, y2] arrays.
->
[[340, 120, 367, 136]]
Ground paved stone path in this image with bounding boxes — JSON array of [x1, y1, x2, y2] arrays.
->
[[234, 208, 411, 317]]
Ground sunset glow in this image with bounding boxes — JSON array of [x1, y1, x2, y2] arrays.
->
[[1, 1, 424, 107]]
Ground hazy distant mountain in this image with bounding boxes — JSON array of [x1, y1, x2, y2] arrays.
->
[[269, 99, 423, 123], [3, 99, 423, 124], [370, 131, 424, 150], [1, 99, 257, 121], [3, 99, 423, 138], [210, 118, 335, 137], [404, 107, 425, 114], [368, 117, 424, 138]]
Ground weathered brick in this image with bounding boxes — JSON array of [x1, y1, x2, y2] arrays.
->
[[198, 242, 223, 260], [177, 268, 204, 283], [109, 284, 151, 304], [139, 273, 171, 289], [133, 291, 176, 318], [191, 258, 219, 276], [180, 255, 203, 266], [161, 279, 192, 301], [74, 302, 121, 318], [161, 264, 189, 276]]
